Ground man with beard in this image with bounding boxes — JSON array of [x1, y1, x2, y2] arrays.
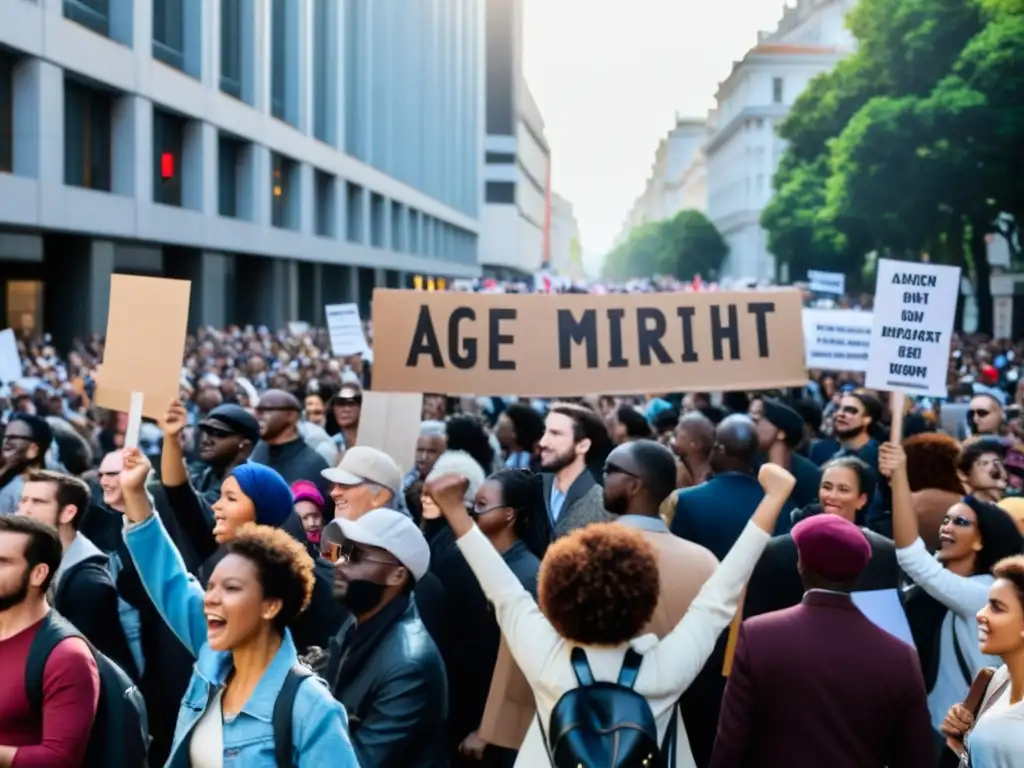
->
[[250, 389, 331, 497], [957, 437, 1008, 504], [0, 515, 100, 766], [189, 403, 258, 508], [829, 392, 883, 475], [319, 509, 448, 768], [749, 397, 822, 529], [17, 470, 136, 680], [670, 414, 778, 559], [661, 411, 716, 523], [966, 393, 1004, 437], [537, 403, 613, 540], [0, 414, 51, 516]]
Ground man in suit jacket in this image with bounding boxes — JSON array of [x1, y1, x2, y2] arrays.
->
[[670, 414, 767, 559], [743, 455, 899, 619], [712, 514, 933, 768], [604, 440, 720, 764], [539, 403, 613, 539]]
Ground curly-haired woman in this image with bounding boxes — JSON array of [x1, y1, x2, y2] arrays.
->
[[903, 432, 967, 552], [426, 462, 795, 767], [118, 448, 358, 768]]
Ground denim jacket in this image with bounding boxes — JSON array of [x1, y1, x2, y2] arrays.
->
[[123, 514, 359, 768]]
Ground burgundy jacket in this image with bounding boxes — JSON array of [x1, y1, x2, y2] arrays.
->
[[712, 590, 934, 768]]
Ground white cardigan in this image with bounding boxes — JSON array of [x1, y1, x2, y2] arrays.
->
[[455, 519, 771, 768], [896, 538, 1000, 731]]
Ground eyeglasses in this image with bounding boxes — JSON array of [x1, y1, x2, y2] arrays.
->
[[968, 409, 991, 420], [321, 540, 400, 567], [839, 405, 862, 416], [942, 514, 974, 528], [603, 464, 639, 479], [470, 503, 511, 518]]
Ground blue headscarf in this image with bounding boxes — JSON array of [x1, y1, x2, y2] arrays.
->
[[228, 464, 294, 527]]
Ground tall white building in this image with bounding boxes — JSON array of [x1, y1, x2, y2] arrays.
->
[[549, 192, 582, 278], [705, 0, 856, 281], [480, 0, 551, 278], [616, 116, 705, 244]]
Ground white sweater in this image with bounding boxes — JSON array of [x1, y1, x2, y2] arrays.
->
[[455, 519, 771, 768], [896, 538, 1000, 732]]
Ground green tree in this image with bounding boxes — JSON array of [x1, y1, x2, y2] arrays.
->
[[601, 210, 728, 282]]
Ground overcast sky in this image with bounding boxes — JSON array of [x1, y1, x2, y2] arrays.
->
[[522, 0, 785, 269]]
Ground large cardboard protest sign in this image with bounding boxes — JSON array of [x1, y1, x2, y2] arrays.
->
[[865, 259, 960, 397], [95, 275, 191, 419], [370, 288, 807, 397], [802, 309, 872, 372]]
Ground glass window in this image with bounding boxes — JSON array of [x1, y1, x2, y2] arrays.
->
[[270, 152, 296, 229], [0, 54, 13, 173], [220, 0, 242, 98], [772, 77, 784, 104], [153, 0, 185, 71], [153, 108, 185, 207], [64, 78, 113, 191], [270, 0, 286, 120], [218, 134, 243, 218], [314, 170, 335, 237], [312, 0, 330, 141], [64, 0, 110, 37]]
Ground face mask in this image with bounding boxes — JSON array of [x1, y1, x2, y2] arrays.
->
[[342, 579, 386, 614], [306, 529, 322, 546]]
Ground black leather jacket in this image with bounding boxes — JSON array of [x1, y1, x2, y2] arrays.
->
[[325, 598, 449, 768]]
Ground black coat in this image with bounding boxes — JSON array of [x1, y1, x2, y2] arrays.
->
[[743, 504, 902, 620], [249, 438, 332, 500]]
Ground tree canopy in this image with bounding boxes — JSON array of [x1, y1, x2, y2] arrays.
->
[[602, 209, 729, 282], [761, 0, 1023, 332]]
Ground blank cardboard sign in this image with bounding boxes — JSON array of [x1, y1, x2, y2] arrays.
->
[[95, 275, 191, 419], [356, 391, 424, 476]]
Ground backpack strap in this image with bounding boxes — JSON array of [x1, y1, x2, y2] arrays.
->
[[616, 648, 644, 690], [951, 617, 974, 688], [272, 664, 314, 768], [25, 613, 82, 714], [569, 646, 596, 686]]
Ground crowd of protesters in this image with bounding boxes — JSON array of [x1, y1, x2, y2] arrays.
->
[[2, 308, 1024, 767]]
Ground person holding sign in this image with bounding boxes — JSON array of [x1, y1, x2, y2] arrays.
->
[[880, 441, 1023, 745]]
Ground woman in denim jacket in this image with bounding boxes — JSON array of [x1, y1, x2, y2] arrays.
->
[[118, 447, 359, 768]]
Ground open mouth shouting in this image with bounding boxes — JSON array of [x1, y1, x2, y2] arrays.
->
[[205, 612, 228, 637]]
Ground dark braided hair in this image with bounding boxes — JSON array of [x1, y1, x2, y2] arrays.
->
[[488, 468, 549, 559]]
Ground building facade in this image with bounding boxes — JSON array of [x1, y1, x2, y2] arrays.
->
[[549, 191, 582, 279], [0, 0, 483, 348], [479, 0, 550, 279], [615, 116, 705, 245], [704, 0, 855, 282]]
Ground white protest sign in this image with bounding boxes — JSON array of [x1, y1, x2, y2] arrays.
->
[[325, 304, 370, 357], [865, 259, 960, 397], [0, 329, 22, 383], [808, 269, 846, 295], [802, 309, 872, 372]]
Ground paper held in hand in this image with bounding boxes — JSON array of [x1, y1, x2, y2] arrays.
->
[[864, 259, 960, 398]]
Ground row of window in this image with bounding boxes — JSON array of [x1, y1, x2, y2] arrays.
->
[[0, 58, 475, 264]]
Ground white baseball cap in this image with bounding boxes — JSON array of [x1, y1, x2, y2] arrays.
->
[[323, 508, 430, 581]]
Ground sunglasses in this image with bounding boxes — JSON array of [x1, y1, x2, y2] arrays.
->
[[839, 405, 862, 416], [321, 540, 400, 567], [199, 425, 236, 439], [335, 397, 362, 407], [968, 409, 991, 420], [603, 463, 639, 479], [942, 514, 974, 528]]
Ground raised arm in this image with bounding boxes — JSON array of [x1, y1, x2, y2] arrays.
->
[[879, 441, 919, 549], [646, 463, 794, 696], [425, 474, 564, 686], [119, 447, 208, 657]]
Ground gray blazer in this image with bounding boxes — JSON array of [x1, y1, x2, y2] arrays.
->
[[542, 469, 613, 539]]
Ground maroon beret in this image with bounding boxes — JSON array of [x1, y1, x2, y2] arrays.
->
[[792, 514, 871, 582]]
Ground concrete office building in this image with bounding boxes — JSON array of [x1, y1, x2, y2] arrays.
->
[[0, 0, 483, 348], [479, 0, 551, 279]]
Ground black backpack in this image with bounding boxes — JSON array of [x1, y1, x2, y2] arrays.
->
[[272, 664, 315, 767], [539, 646, 677, 768], [26, 612, 149, 767]]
